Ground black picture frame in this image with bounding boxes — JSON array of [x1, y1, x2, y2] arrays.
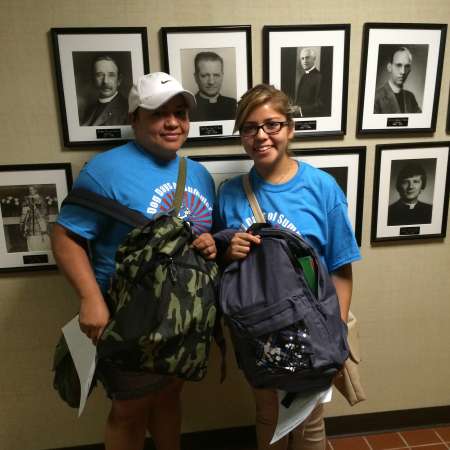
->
[[160, 25, 252, 145], [446, 85, 450, 133], [263, 24, 350, 138], [51, 27, 149, 147], [0, 163, 73, 272], [190, 146, 365, 245], [371, 141, 450, 243], [357, 23, 447, 135]]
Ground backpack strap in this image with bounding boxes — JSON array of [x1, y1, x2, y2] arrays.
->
[[62, 157, 187, 227], [242, 173, 265, 223], [62, 188, 149, 228], [172, 156, 186, 215]]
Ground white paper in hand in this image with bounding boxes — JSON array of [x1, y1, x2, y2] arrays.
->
[[62, 315, 97, 417], [270, 387, 332, 444]]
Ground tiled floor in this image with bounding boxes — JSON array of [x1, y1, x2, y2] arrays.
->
[[327, 425, 450, 450]]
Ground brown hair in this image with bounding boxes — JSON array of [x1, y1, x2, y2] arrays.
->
[[234, 84, 295, 133]]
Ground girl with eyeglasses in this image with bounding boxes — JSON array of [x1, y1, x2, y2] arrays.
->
[[214, 84, 360, 450]]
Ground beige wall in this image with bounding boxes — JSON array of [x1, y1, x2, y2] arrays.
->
[[0, 1, 449, 449]]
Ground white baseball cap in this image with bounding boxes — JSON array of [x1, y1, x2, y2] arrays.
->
[[128, 72, 196, 114]]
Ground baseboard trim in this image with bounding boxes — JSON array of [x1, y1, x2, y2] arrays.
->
[[53, 405, 450, 450]]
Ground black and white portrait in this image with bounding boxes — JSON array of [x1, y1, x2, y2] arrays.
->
[[371, 142, 449, 242], [374, 44, 428, 115], [387, 158, 435, 226], [281, 46, 333, 118], [0, 184, 58, 253], [73, 51, 133, 127], [180, 47, 237, 122], [357, 23, 446, 134], [51, 27, 149, 146], [264, 25, 349, 137]]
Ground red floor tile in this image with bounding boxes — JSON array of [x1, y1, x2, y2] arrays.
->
[[329, 436, 371, 450], [400, 428, 441, 446], [410, 445, 448, 450], [434, 425, 450, 442], [365, 432, 406, 450]]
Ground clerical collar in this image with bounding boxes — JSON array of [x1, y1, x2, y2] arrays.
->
[[388, 80, 402, 94], [98, 91, 118, 104], [198, 92, 219, 103], [304, 66, 316, 74], [401, 200, 418, 209]]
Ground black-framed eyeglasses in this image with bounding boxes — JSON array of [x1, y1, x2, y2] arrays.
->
[[240, 121, 289, 137]]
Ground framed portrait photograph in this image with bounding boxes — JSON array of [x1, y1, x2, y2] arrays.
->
[[191, 147, 365, 244], [161, 25, 252, 144], [447, 86, 450, 133], [371, 142, 450, 243], [263, 24, 350, 138], [0, 163, 72, 272], [292, 147, 366, 245], [357, 23, 447, 135], [51, 27, 149, 147]]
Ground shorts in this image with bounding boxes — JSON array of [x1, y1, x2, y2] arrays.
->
[[97, 361, 174, 401]]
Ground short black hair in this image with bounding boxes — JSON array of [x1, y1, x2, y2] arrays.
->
[[194, 52, 223, 73], [396, 162, 427, 191]]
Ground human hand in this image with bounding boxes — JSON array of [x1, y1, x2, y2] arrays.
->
[[226, 232, 261, 261], [192, 232, 217, 260], [78, 296, 110, 345]]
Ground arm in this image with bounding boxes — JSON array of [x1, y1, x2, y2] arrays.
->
[[51, 223, 109, 344], [331, 263, 353, 323]]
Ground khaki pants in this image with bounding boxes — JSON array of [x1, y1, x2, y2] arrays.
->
[[253, 388, 326, 450]]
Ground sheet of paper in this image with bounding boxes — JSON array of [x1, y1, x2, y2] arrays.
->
[[270, 387, 332, 445], [62, 315, 97, 417]]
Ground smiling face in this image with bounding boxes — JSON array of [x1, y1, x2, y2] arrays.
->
[[387, 50, 412, 88], [398, 174, 424, 203], [93, 59, 121, 99], [240, 102, 294, 171], [131, 95, 189, 160], [194, 59, 224, 98]]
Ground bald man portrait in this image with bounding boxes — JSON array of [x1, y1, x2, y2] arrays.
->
[[374, 46, 421, 114], [295, 47, 327, 117]]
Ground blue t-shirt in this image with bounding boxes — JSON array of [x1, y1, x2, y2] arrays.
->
[[216, 161, 360, 272], [57, 141, 215, 290]]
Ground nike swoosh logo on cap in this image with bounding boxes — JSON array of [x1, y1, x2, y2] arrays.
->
[[161, 80, 171, 84]]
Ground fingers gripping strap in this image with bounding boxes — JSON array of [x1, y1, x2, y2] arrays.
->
[[242, 174, 265, 223]]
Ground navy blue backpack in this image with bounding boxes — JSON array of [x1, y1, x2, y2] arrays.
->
[[218, 174, 349, 395]]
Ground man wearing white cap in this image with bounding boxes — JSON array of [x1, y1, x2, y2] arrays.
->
[[51, 72, 216, 450]]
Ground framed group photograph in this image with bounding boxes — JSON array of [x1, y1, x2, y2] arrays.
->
[[371, 142, 450, 243], [51, 27, 149, 147], [292, 147, 366, 245], [161, 25, 252, 144], [357, 23, 447, 135], [191, 147, 365, 245], [0, 163, 72, 272], [263, 24, 350, 138]]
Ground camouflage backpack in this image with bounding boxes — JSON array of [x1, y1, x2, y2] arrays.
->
[[62, 158, 220, 381]]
